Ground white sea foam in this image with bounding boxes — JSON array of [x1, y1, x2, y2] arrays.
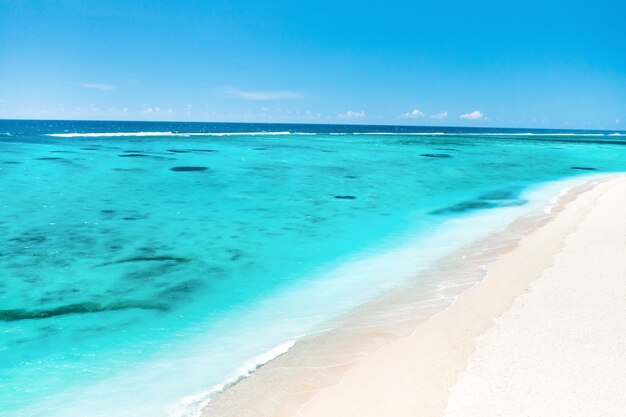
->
[[44, 131, 620, 139], [22, 338, 299, 417], [457, 133, 608, 137], [197, 131, 293, 137], [353, 132, 446, 135], [544, 178, 587, 214], [47, 131, 177, 137], [46, 131, 294, 138], [167, 340, 297, 417], [347, 132, 612, 137]]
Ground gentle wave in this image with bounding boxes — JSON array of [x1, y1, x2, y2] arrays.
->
[[47, 131, 177, 137], [43, 131, 623, 139], [353, 132, 446, 136], [476, 133, 606, 137], [168, 340, 297, 417], [196, 131, 295, 137], [45, 131, 295, 138], [352, 132, 621, 137]]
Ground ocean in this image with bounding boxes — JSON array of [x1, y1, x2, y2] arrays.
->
[[1, 120, 625, 416]]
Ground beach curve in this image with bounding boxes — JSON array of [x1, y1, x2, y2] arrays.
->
[[201, 175, 626, 417]]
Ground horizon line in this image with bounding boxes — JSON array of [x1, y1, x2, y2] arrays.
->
[[0, 117, 624, 134]]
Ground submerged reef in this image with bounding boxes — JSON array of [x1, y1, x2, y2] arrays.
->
[[430, 187, 527, 215], [0, 300, 169, 322], [170, 166, 209, 172], [100, 255, 190, 266], [167, 149, 216, 153], [420, 153, 452, 158]]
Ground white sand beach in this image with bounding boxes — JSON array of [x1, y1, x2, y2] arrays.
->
[[293, 176, 626, 417]]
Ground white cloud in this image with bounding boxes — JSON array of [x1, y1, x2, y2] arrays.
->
[[304, 110, 320, 118], [337, 110, 366, 120], [460, 110, 484, 120], [141, 107, 171, 114], [81, 83, 116, 91], [430, 111, 449, 120], [400, 109, 426, 119], [222, 86, 303, 100]]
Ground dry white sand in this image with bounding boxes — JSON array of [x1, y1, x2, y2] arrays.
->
[[443, 176, 626, 417], [293, 176, 626, 417]]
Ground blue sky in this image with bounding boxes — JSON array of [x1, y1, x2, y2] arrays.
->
[[0, 0, 624, 129]]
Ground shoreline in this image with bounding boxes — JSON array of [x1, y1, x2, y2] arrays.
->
[[199, 174, 616, 417], [442, 175, 626, 416], [293, 175, 626, 417]]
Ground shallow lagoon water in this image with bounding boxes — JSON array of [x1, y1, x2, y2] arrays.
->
[[1, 120, 625, 416]]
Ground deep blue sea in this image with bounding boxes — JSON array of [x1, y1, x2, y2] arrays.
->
[[1, 120, 625, 416]]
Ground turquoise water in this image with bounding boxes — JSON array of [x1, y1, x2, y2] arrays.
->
[[1, 120, 625, 416]]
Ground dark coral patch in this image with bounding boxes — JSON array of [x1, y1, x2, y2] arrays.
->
[[157, 280, 203, 301], [420, 153, 452, 158], [170, 166, 208, 172], [430, 187, 527, 215], [0, 300, 169, 322], [122, 215, 148, 221], [100, 255, 189, 266], [118, 153, 149, 158], [430, 200, 495, 215], [430, 198, 527, 215], [35, 157, 65, 161], [167, 149, 216, 153], [227, 248, 244, 261], [8, 234, 47, 245], [334, 195, 357, 200]]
